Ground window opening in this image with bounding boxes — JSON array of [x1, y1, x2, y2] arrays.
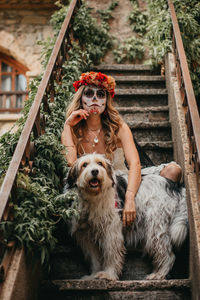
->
[[0, 53, 29, 112]]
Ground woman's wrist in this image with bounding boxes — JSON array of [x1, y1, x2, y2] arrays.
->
[[126, 189, 135, 195], [65, 120, 72, 127]]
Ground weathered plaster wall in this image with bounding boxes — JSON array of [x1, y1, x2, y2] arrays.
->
[[0, 7, 55, 134], [85, 0, 135, 64], [0, 8, 54, 77]]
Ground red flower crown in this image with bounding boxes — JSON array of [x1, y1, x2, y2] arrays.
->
[[73, 71, 116, 98]]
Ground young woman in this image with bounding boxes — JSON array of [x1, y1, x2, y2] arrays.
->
[[61, 71, 182, 227]]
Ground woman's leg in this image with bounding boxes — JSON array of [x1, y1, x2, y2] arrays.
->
[[160, 163, 182, 183]]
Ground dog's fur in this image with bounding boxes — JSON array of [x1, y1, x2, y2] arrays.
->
[[65, 153, 188, 280]]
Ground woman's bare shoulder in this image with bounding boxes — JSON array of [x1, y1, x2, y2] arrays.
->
[[118, 122, 131, 136]]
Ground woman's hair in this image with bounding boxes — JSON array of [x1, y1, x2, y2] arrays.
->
[[66, 86, 123, 159]]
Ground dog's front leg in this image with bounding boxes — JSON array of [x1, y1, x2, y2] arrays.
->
[[94, 221, 125, 281], [75, 230, 102, 280], [82, 243, 102, 280]]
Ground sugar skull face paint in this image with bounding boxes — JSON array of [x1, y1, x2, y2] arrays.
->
[[82, 86, 107, 115]]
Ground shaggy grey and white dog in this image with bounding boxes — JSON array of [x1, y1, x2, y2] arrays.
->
[[65, 153, 188, 280]]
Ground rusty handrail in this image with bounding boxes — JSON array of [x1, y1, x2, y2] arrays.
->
[[0, 0, 79, 220], [168, 0, 200, 188], [0, 0, 81, 280]]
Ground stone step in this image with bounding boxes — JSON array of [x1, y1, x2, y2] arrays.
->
[[117, 106, 169, 122], [39, 279, 191, 300], [47, 246, 153, 281], [139, 140, 173, 149], [140, 148, 173, 165], [46, 229, 187, 281], [117, 106, 169, 112], [128, 120, 170, 129], [131, 127, 171, 142], [93, 64, 161, 76], [114, 89, 168, 107], [115, 88, 168, 96], [114, 75, 166, 89], [130, 118, 172, 164]]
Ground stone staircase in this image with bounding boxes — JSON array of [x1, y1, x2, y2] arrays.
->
[[38, 64, 191, 299], [98, 64, 173, 166]]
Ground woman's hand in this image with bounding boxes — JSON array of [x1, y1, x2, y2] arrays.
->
[[122, 191, 136, 227], [65, 109, 89, 127]]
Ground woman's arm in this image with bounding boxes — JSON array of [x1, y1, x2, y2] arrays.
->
[[118, 122, 141, 227], [61, 123, 77, 166], [61, 109, 89, 166]]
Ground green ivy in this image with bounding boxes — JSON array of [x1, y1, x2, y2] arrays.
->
[[113, 36, 144, 63], [114, 0, 200, 100], [146, 0, 200, 98], [0, 1, 112, 266], [97, 0, 119, 31], [129, 3, 147, 36], [113, 0, 145, 63], [73, 5, 113, 63]]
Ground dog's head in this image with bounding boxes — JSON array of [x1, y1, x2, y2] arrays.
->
[[67, 153, 114, 195]]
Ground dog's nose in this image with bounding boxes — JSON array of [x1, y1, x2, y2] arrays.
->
[[91, 169, 99, 176]]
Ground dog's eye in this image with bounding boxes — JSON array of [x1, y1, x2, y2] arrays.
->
[[82, 162, 88, 168], [97, 161, 103, 166]]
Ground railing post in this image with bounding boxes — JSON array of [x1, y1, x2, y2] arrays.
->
[[168, 0, 200, 194]]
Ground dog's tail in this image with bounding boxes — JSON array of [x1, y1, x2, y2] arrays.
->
[[169, 185, 188, 248]]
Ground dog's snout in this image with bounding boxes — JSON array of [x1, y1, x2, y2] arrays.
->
[[91, 169, 99, 177]]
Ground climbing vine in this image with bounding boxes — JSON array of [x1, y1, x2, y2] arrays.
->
[[114, 0, 200, 100], [97, 0, 119, 31], [146, 0, 200, 99], [113, 36, 144, 63], [113, 0, 146, 63], [0, 1, 113, 266]]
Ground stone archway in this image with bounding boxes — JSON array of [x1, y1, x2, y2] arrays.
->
[[0, 30, 44, 78]]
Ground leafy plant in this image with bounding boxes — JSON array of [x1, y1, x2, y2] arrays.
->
[[113, 36, 144, 63], [129, 3, 147, 36], [146, 0, 200, 98], [97, 0, 119, 30], [113, 0, 146, 63]]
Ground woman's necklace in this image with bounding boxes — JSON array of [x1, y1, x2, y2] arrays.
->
[[88, 127, 101, 148]]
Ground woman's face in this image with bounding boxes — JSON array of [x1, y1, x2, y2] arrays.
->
[[82, 86, 107, 115]]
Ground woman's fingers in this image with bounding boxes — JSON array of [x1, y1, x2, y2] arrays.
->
[[73, 109, 89, 120], [66, 109, 89, 126], [122, 210, 136, 227]]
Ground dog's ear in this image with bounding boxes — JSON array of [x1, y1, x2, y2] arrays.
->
[[65, 163, 78, 188], [106, 160, 115, 187]]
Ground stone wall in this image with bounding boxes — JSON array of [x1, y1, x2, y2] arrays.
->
[[0, 8, 55, 77], [85, 0, 134, 64], [0, 6, 56, 134]]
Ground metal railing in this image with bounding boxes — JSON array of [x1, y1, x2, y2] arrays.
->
[[168, 0, 200, 196], [0, 0, 81, 281]]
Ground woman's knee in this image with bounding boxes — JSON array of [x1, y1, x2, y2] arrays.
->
[[160, 163, 182, 183]]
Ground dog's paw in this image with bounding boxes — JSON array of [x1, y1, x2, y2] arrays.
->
[[146, 272, 166, 280], [94, 271, 118, 281]]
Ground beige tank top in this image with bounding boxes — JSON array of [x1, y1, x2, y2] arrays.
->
[[112, 148, 128, 172], [80, 144, 128, 172]]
